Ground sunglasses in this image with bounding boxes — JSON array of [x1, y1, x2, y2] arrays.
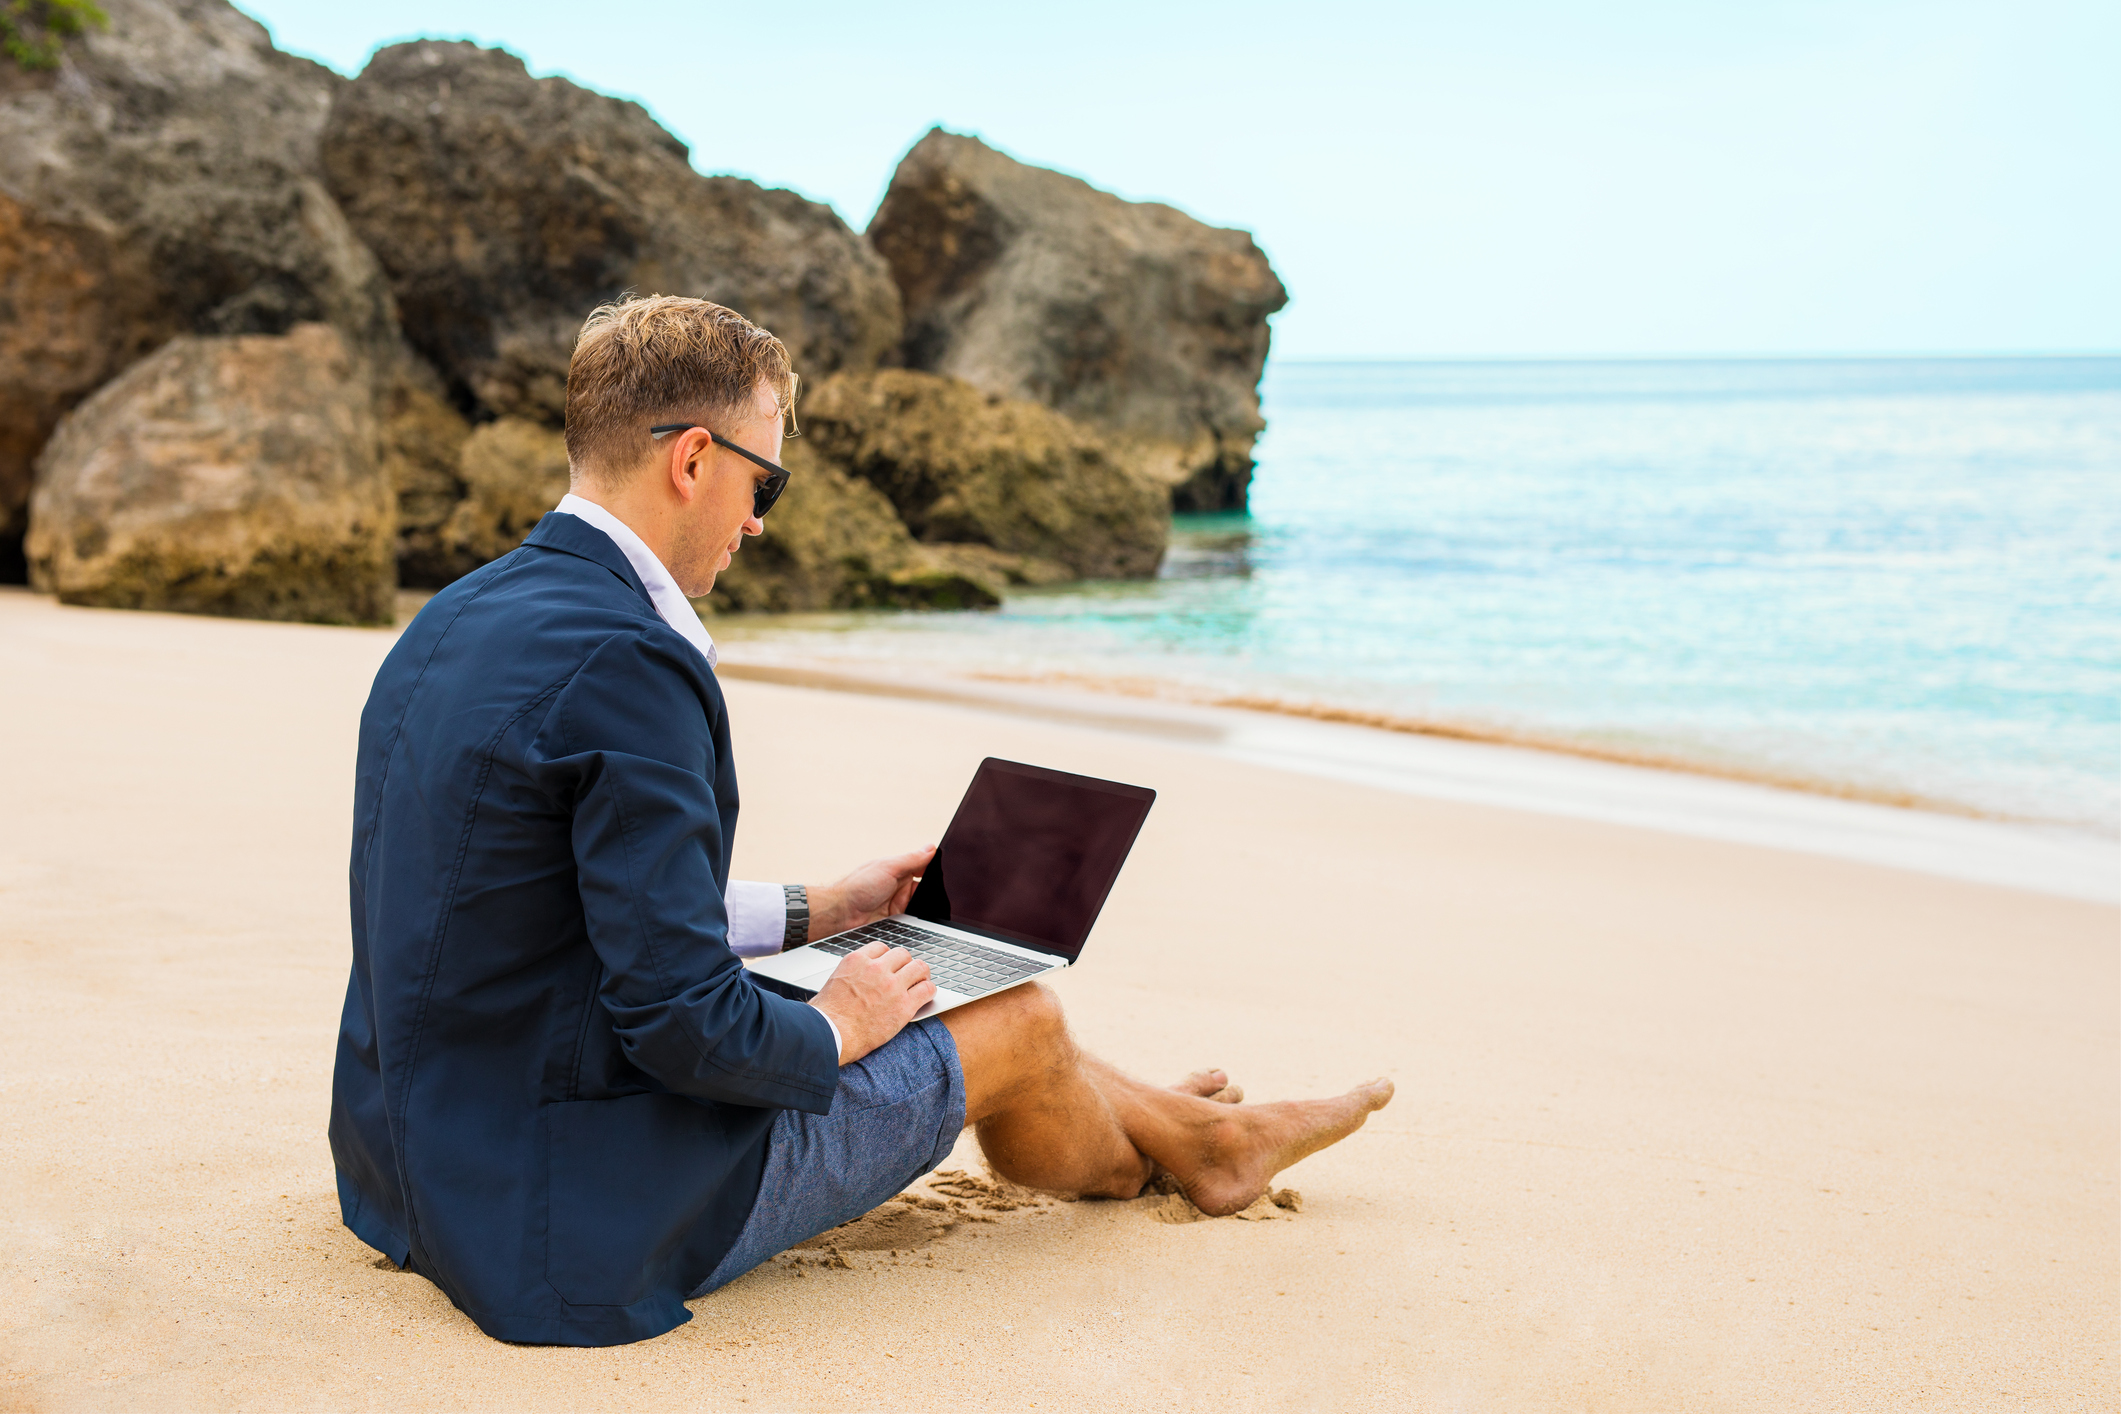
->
[[648, 424, 791, 519]]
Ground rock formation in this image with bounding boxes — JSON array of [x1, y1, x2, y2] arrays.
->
[[797, 370, 1168, 583], [868, 129, 1287, 512], [706, 443, 999, 614], [26, 324, 395, 623], [376, 363, 475, 588], [0, 0, 398, 575], [320, 41, 902, 428], [710, 366, 1177, 613], [429, 418, 572, 578], [5, 9, 1239, 622]]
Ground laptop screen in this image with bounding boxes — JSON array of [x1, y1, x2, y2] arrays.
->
[[906, 758, 1155, 961]]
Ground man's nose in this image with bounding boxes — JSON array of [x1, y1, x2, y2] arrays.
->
[[742, 514, 765, 537]]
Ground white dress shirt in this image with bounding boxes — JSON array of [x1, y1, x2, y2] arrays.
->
[[551, 494, 839, 1056]]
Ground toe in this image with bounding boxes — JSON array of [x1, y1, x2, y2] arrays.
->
[[1171, 1069, 1229, 1097]]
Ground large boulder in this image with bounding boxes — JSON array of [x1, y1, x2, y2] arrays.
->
[[869, 129, 1288, 512], [382, 405, 1000, 613], [706, 443, 999, 614], [320, 40, 902, 427], [25, 323, 394, 624], [798, 370, 1168, 582], [0, 191, 165, 579], [427, 417, 572, 579], [0, 0, 399, 573], [376, 360, 475, 587]]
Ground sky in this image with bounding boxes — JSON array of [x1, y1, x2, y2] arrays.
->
[[234, 0, 2119, 360]]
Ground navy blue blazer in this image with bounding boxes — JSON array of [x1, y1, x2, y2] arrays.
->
[[330, 512, 840, 1346]]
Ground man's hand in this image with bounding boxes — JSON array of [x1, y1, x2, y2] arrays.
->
[[807, 846, 935, 942], [809, 942, 935, 1065]]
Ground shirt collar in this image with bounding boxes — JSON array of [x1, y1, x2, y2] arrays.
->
[[552, 493, 718, 668]]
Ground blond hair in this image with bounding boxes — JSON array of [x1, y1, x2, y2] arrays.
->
[[563, 295, 797, 484]]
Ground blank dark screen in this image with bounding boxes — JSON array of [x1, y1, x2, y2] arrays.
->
[[907, 759, 1154, 959]]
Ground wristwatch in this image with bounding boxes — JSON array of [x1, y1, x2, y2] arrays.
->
[[781, 883, 810, 952]]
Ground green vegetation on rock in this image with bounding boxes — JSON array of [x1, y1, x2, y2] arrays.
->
[[1, 0, 107, 71]]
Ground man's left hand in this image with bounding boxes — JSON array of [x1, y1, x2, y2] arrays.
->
[[807, 846, 935, 942]]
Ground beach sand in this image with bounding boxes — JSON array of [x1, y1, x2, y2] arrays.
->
[[1, 586, 2113, 1411]]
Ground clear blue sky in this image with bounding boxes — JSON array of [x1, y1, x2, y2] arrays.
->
[[236, 0, 2117, 359]]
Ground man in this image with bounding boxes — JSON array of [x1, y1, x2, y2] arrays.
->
[[330, 295, 1392, 1347]]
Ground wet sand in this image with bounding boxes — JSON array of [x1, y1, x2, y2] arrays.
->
[[1, 586, 2114, 1411]]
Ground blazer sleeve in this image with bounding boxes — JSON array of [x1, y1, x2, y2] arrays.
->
[[533, 629, 840, 1113]]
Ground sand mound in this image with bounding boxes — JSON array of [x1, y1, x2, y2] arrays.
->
[[785, 1164, 1080, 1258], [1132, 1175, 1303, 1224], [923, 1166, 1055, 1211], [785, 1163, 1305, 1252], [793, 1194, 961, 1253]]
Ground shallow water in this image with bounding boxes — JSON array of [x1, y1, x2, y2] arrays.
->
[[718, 357, 2121, 832]]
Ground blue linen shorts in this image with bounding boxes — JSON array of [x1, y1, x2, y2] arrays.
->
[[690, 1016, 965, 1296]]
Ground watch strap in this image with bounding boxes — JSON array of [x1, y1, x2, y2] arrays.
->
[[781, 884, 810, 952]]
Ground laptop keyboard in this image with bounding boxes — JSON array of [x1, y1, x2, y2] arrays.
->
[[810, 917, 1052, 996]]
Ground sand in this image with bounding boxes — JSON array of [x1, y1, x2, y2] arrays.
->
[[1, 585, 2114, 1412]]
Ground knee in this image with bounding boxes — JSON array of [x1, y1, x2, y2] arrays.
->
[[995, 981, 1071, 1056], [950, 980, 1078, 1122]]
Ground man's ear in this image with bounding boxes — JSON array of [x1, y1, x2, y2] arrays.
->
[[666, 430, 712, 504]]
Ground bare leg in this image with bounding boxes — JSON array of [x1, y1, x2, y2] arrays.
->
[[944, 985, 1153, 1198], [942, 984, 1392, 1216]]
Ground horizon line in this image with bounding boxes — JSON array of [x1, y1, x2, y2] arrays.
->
[[1267, 350, 2121, 365]]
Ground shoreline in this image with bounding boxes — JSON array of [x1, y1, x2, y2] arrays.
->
[[488, 577, 2109, 838], [712, 650, 2121, 904], [14, 589, 2111, 899], [973, 668, 1997, 820], [704, 619, 2108, 836]]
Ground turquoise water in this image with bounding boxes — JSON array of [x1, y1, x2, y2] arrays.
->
[[722, 358, 2121, 832]]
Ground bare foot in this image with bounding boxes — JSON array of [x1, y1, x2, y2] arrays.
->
[[1170, 1069, 1244, 1105], [1174, 1078, 1394, 1217]]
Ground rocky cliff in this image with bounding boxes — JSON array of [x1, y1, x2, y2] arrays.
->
[[708, 370, 1171, 614], [869, 129, 1287, 512], [316, 38, 923, 594], [799, 370, 1167, 583], [6, 5, 1284, 622], [706, 442, 1001, 615], [320, 41, 901, 427], [0, 0, 396, 580]]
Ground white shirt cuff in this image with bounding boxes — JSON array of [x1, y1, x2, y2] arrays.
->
[[724, 878, 788, 958], [811, 1007, 843, 1065]]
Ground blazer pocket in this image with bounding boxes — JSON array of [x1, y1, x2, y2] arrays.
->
[[544, 1093, 727, 1307]]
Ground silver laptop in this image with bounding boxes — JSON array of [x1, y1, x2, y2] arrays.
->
[[746, 758, 1155, 1019]]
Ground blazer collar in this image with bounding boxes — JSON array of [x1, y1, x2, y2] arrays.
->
[[521, 512, 652, 605]]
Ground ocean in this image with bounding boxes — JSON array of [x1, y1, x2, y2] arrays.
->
[[716, 357, 2121, 834]]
